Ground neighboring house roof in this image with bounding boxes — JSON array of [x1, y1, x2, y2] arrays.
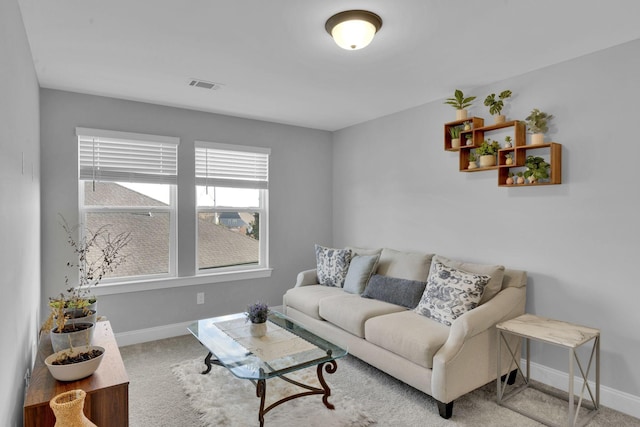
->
[[84, 183, 258, 278]]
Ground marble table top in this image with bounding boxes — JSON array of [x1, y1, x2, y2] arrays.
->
[[496, 314, 600, 348]]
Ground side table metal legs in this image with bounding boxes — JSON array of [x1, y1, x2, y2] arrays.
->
[[497, 330, 600, 427]]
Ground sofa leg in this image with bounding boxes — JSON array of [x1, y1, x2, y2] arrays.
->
[[501, 369, 518, 385], [436, 400, 453, 419]]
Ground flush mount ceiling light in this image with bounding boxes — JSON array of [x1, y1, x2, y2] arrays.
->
[[325, 10, 382, 50]]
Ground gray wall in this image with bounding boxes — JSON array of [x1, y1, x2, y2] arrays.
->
[[40, 89, 333, 333], [333, 40, 640, 398], [0, 0, 41, 425]]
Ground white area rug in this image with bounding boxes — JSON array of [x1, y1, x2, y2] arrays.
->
[[171, 358, 374, 427]]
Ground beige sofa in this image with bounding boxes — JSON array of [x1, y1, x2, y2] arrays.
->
[[282, 247, 526, 418]]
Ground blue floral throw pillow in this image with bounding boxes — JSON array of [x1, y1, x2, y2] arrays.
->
[[315, 244, 353, 288], [414, 261, 490, 326]]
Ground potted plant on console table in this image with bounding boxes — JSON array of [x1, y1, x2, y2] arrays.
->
[[40, 215, 131, 379]]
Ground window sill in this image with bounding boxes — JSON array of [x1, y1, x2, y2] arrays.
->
[[90, 268, 273, 296]]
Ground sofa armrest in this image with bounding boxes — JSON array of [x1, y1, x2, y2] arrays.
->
[[295, 269, 319, 287], [431, 286, 526, 403]]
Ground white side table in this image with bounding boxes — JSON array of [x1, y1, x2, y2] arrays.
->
[[496, 314, 600, 427]]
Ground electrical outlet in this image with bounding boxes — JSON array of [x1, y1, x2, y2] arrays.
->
[[197, 292, 205, 305]]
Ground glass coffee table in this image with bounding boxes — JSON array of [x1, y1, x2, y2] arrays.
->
[[187, 311, 347, 426]]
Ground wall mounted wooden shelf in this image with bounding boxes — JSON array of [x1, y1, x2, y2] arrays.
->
[[443, 118, 562, 186], [498, 142, 562, 186]]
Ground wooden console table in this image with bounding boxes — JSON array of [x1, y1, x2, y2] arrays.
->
[[24, 320, 129, 426]]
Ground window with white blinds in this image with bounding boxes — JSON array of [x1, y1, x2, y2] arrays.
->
[[76, 128, 179, 283], [195, 142, 269, 189], [195, 141, 269, 272], [77, 127, 179, 185]]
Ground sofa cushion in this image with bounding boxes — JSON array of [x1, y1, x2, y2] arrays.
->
[[376, 248, 433, 281], [346, 246, 383, 257], [365, 311, 450, 369], [433, 255, 505, 304], [315, 244, 353, 288], [362, 274, 427, 309], [319, 294, 406, 338], [343, 254, 380, 295], [415, 261, 490, 326], [283, 285, 346, 320]]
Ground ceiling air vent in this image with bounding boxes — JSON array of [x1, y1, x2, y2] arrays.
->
[[187, 78, 223, 90]]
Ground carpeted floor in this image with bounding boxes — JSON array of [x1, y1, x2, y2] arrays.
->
[[120, 334, 640, 427]]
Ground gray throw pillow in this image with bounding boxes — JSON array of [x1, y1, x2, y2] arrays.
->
[[343, 254, 380, 295], [362, 274, 427, 309]]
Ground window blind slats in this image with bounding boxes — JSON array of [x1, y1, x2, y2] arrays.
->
[[78, 132, 179, 185], [195, 144, 269, 189]]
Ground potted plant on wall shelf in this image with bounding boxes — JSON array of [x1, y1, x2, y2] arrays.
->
[[484, 90, 512, 123], [465, 133, 473, 146], [506, 172, 515, 185], [525, 108, 554, 145], [41, 215, 131, 354], [524, 155, 550, 184], [475, 139, 501, 168], [468, 152, 478, 169], [449, 126, 462, 148], [444, 89, 476, 120]]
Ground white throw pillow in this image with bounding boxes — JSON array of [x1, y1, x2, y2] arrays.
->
[[315, 244, 353, 288]]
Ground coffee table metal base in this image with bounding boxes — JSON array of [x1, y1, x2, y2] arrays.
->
[[201, 351, 337, 426]]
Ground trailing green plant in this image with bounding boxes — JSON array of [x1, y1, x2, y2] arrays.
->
[[468, 152, 477, 162], [475, 139, 501, 156], [483, 90, 512, 116], [525, 108, 554, 133], [523, 155, 550, 181], [449, 126, 462, 138], [444, 89, 476, 110]]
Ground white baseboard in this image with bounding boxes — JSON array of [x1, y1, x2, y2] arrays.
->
[[526, 358, 640, 419], [115, 318, 639, 420], [115, 321, 193, 347]]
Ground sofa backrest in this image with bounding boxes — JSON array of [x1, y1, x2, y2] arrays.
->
[[376, 248, 434, 281], [501, 269, 527, 290]]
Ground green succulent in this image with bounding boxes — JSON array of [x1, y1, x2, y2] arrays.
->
[[449, 126, 462, 138]]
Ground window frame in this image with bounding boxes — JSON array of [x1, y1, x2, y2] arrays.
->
[[195, 141, 270, 275], [76, 128, 179, 284]]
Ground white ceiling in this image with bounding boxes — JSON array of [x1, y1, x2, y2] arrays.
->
[[17, 0, 640, 131]]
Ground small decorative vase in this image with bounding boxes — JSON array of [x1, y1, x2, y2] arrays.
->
[[463, 123, 471, 131], [528, 176, 537, 184], [531, 133, 544, 145], [249, 322, 267, 337], [506, 177, 514, 185], [494, 114, 506, 124], [451, 138, 460, 149], [505, 157, 513, 165], [517, 176, 525, 184], [479, 154, 496, 168], [50, 389, 97, 427], [456, 109, 468, 120], [465, 137, 473, 146], [468, 161, 478, 169]]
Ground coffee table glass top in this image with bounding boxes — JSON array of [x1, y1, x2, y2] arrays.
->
[[188, 311, 347, 380]]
